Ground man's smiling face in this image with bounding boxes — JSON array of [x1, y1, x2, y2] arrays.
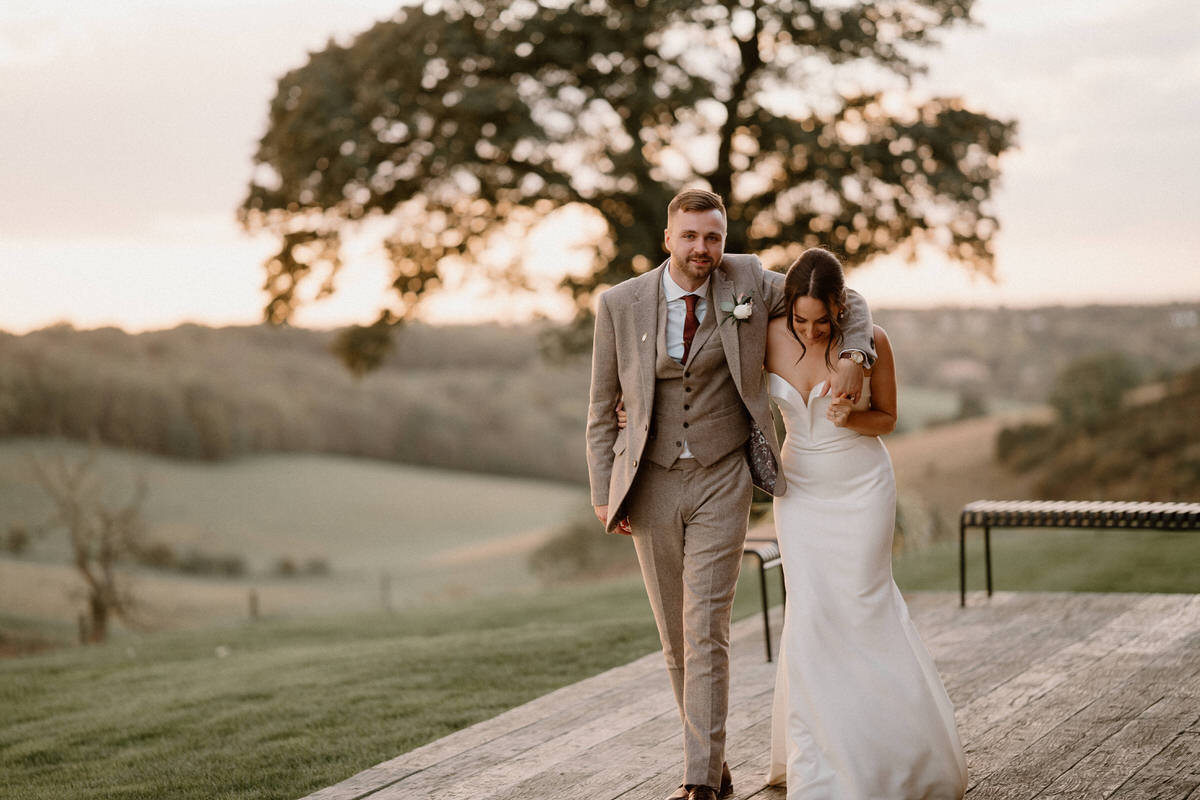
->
[[663, 208, 726, 291]]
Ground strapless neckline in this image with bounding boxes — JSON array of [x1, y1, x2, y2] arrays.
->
[[766, 372, 826, 408]]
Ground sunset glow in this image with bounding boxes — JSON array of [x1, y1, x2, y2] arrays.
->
[[1, 0, 1197, 334]]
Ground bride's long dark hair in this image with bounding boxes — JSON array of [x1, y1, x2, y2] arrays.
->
[[783, 248, 848, 368]]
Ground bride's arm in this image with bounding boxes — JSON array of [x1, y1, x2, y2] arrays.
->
[[828, 326, 897, 436]]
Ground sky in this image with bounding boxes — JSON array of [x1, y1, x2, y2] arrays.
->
[[1, 0, 1197, 334]]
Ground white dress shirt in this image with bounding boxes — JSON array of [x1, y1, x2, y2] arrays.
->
[[662, 267, 710, 459], [662, 267, 709, 363]]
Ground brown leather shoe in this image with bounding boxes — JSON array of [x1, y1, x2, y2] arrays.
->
[[668, 762, 732, 800], [687, 787, 718, 800]]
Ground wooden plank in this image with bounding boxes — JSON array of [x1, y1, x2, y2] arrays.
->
[[360, 666, 679, 800], [958, 594, 1185, 744], [478, 644, 779, 799], [966, 661, 1200, 799], [1035, 677, 1200, 800], [1105, 732, 1200, 800], [936, 593, 1137, 706], [963, 596, 1200, 794], [412, 685, 682, 800]]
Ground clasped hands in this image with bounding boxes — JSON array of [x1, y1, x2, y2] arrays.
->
[[823, 355, 862, 427], [825, 394, 853, 427]]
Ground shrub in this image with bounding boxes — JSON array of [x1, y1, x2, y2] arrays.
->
[[995, 422, 1058, 468], [302, 558, 331, 576], [4, 525, 30, 555], [133, 541, 178, 570], [1048, 352, 1140, 431], [177, 550, 247, 577]]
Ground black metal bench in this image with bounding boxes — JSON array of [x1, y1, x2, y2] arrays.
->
[[958, 499, 1200, 606], [744, 536, 785, 661]]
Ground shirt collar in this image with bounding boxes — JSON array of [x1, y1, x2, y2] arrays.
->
[[662, 265, 710, 303]]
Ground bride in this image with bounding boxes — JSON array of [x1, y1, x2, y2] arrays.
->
[[764, 248, 967, 799]]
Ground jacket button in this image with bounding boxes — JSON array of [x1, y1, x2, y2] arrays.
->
[[684, 386, 692, 393], [683, 404, 690, 411], [684, 371, 691, 378], [633, 459, 638, 467], [682, 422, 689, 429], [675, 441, 682, 447]]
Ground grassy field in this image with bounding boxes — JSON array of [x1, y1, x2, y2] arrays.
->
[[0, 575, 663, 800], [0, 439, 588, 635]]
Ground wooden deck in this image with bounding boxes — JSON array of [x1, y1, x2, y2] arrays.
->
[[301, 592, 1200, 800]]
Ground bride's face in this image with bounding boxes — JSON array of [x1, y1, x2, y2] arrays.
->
[[791, 296, 837, 347]]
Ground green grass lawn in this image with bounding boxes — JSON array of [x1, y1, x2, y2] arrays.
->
[[0, 576, 663, 800], [3, 570, 778, 800], [4, 528, 1197, 799]]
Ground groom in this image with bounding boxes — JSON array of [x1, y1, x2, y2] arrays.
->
[[585, 189, 875, 800]]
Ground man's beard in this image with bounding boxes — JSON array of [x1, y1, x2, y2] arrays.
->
[[679, 256, 716, 281]]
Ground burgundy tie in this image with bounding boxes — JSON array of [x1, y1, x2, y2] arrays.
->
[[681, 294, 700, 364]]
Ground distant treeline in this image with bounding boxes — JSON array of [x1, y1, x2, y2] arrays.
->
[[873, 303, 1200, 402], [0, 322, 590, 483], [1, 302, 1196, 483]]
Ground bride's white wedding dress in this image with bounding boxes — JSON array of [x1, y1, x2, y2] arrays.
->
[[765, 372, 967, 800]]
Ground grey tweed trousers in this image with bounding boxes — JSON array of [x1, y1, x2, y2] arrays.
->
[[625, 448, 752, 789]]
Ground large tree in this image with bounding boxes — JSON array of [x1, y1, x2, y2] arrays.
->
[[241, 0, 1015, 369]]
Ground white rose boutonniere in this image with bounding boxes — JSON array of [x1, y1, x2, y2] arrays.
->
[[719, 293, 754, 326]]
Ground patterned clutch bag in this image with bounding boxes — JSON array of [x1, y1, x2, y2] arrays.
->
[[745, 420, 778, 495]]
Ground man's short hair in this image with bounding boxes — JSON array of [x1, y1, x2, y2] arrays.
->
[[667, 189, 726, 221]]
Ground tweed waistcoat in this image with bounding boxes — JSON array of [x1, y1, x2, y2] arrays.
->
[[644, 285, 751, 468]]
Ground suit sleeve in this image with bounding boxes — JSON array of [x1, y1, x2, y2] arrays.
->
[[761, 266, 787, 316], [840, 288, 877, 367], [585, 292, 621, 506]]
